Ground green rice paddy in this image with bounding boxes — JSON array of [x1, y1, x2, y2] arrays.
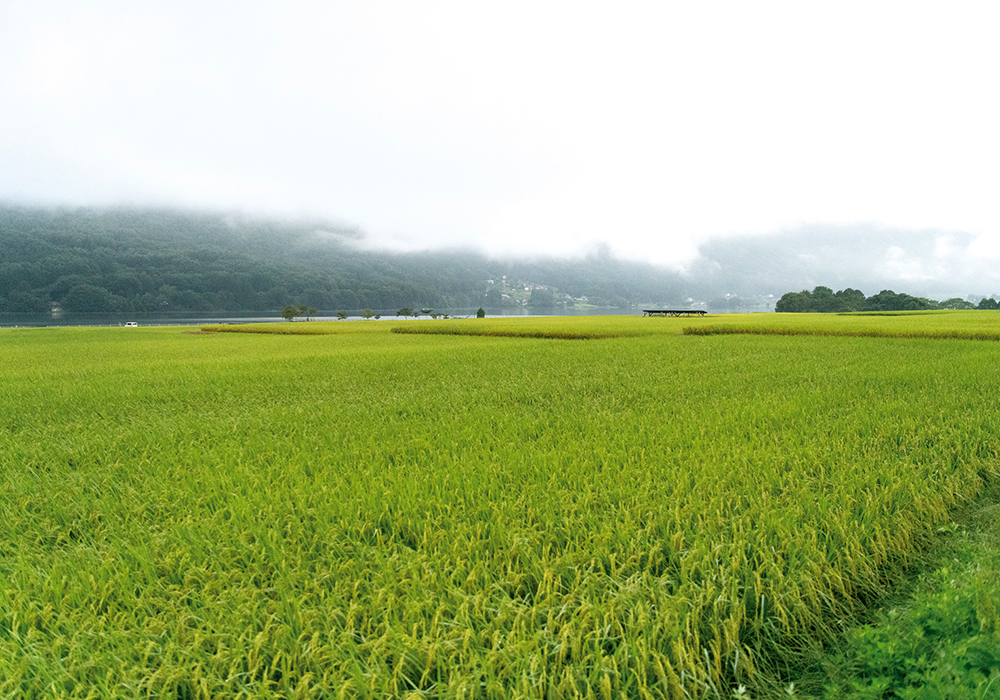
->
[[2, 312, 999, 698]]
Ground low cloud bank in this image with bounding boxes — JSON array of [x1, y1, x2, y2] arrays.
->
[[683, 224, 1000, 300]]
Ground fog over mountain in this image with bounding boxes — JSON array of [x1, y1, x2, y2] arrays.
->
[[2, 205, 996, 318], [684, 225, 1000, 301], [3, 3, 998, 274]]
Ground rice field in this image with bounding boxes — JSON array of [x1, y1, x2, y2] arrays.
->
[[2, 312, 999, 698]]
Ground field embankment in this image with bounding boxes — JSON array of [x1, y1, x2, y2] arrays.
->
[[815, 483, 1000, 697], [201, 321, 375, 335], [680, 309, 1000, 339], [1, 313, 998, 698], [683, 325, 1000, 341]]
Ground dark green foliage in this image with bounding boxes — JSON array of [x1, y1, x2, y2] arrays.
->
[[527, 287, 557, 310], [864, 289, 938, 312], [819, 492, 1000, 699], [483, 286, 503, 309], [835, 287, 867, 312], [774, 290, 813, 313], [825, 597, 999, 699], [0, 206, 460, 312], [776, 287, 990, 313], [61, 283, 124, 312], [810, 285, 837, 312], [3, 288, 49, 312], [939, 297, 977, 310], [0, 205, 692, 314]]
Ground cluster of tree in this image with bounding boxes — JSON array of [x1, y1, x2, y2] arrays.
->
[[395, 308, 449, 318], [0, 205, 695, 315], [776, 286, 1000, 313], [281, 305, 318, 321]]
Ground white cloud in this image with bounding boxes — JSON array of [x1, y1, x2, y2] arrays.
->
[[1, 1, 999, 263], [969, 233, 1000, 260], [882, 246, 929, 281]]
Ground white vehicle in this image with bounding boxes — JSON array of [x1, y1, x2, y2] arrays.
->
[[124, 322, 139, 327]]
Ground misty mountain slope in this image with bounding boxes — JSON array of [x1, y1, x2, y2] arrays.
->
[[3, 206, 993, 315], [685, 225, 1000, 300], [0, 206, 692, 313]]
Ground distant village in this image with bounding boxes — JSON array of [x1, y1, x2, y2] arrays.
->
[[483, 276, 777, 313]]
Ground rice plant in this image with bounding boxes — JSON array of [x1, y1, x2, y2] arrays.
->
[[1, 318, 998, 698]]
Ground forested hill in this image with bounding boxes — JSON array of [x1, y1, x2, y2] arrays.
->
[[776, 286, 1000, 312], [0, 205, 692, 314]]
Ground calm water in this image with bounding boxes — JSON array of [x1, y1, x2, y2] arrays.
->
[[0, 307, 757, 328]]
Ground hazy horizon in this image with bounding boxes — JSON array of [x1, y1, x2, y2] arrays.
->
[[3, 2, 998, 295], [3, 201, 997, 302]]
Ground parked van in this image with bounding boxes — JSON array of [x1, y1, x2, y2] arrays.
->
[[124, 322, 138, 327]]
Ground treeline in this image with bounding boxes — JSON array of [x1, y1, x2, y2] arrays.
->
[[776, 286, 1000, 313], [0, 205, 689, 314]]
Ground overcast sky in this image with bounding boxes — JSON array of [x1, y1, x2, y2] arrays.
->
[[2, 1, 999, 280]]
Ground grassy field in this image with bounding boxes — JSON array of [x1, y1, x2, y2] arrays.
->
[[2, 312, 999, 698], [206, 309, 1000, 340], [816, 482, 1000, 698]]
